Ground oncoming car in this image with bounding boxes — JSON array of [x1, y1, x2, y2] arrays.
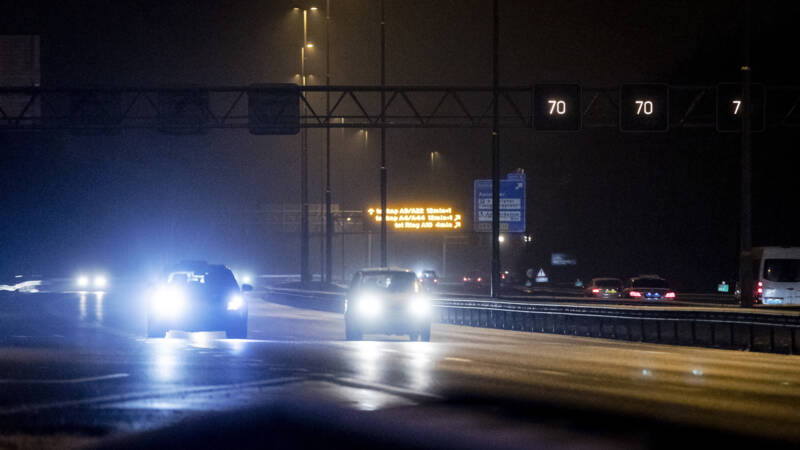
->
[[345, 268, 432, 341], [146, 262, 253, 338]]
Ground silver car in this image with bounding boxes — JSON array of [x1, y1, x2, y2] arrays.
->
[[344, 268, 432, 341]]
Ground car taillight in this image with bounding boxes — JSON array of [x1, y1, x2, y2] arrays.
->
[[433, 278, 438, 283], [477, 277, 483, 282], [629, 291, 642, 298], [501, 273, 506, 280], [463, 277, 470, 282], [665, 292, 676, 299], [592, 288, 601, 294]]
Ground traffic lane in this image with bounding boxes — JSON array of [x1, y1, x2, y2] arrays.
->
[[250, 300, 800, 441], [3, 294, 800, 444]]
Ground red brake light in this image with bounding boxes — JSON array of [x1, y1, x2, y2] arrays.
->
[[463, 277, 469, 282], [629, 291, 642, 298], [592, 288, 601, 293], [477, 277, 483, 282], [665, 292, 676, 298], [434, 278, 438, 283], [758, 281, 763, 287]]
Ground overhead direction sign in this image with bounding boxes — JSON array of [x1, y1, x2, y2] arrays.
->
[[367, 206, 463, 231], [474, 173, 526, 233]]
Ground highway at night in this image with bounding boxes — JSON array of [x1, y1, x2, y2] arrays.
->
[[2, 284, 799, 448]]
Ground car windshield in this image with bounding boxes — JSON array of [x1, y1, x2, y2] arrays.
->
[[595, 279, 621, 287], [632, 278, 668, 288], [360, 272, 417, 293], [763, 259, 800, 283], [422, 271, 437, 278]]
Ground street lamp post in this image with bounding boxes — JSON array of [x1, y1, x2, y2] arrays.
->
[[380, 0, 387, 268], [324, 0, 333, 285], [300, 8, 310, 285]]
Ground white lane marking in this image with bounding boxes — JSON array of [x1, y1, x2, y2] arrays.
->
[[0, 373, 129, 384], [535, 369, 570, 377], [443, 357, 472, 363]]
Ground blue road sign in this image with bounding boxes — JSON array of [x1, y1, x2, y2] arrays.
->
[[473, 173, 526, 232]]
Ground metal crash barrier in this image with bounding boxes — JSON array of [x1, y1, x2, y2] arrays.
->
[[267, 288, 800, 355]]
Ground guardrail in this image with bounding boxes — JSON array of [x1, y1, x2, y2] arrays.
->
[[266, 287, 800, 355]]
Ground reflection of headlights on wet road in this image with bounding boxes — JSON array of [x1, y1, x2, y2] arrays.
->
[[227, 294, 244, 311], [151, 286, 186, 317], [409, 296, 430, 317], [357, 296, 382, 318]]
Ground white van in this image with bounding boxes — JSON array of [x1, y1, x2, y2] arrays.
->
[[751, 247, 800, 305]]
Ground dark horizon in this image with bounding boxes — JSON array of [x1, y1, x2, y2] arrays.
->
[[2, 0, 799, 290]]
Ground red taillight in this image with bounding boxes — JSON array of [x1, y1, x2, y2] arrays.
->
[[629, 291, 642, 298], [592, 288, 601, 294], [477, 277, 483, 282], [501, 273, 506, 280], [463, 277, 470, 282], [433, 278, 438, 283], [665, 292, 676, 299]]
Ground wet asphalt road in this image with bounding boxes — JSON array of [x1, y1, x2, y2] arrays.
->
[[1, 284, 800, 447]]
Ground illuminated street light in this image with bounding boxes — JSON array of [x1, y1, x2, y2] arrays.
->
[[306, 42, 314, 48], [498, 235, 505, 243]]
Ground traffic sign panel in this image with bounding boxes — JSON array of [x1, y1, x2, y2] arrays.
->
[[473, 173, 526, 233], [716, 83, 765, 132], [248, 83, 300, 135], [619, 83, 669, 132], [533, 84, 581, 131]]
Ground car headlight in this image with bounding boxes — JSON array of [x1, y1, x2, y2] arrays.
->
[[151, 286, 185, 317], [93, 275, 107, 289], [77, 275, 89, 288], [227, 294, 244, 311], [357, 295, 382, 317], [409, 296, 431, 317]]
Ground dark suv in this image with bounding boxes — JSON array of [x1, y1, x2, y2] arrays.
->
[[146, 261, 253, 338]]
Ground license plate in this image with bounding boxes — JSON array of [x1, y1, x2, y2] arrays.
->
[[764, 298, 783, 305], [606, 289, 617, 294]]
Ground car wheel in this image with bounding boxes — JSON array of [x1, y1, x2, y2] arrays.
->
[[345, 321, 362, 341], [420, 324, 431, 342], [227, 316, 248, 339]]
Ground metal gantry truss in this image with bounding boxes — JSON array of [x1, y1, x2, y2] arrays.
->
[[1, 84, 799, 132]]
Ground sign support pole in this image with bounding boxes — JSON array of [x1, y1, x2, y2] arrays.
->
[[490, 0, 501, 298]]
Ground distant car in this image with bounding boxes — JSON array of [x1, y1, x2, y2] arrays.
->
[[623, 275, 676, 300], [585, 277, 623, 298], [499, 270, 517, 287], [344, 268, 432, 341], [462, 270, 486, 289], [418, 270, 439, 292], [75, 271, 109, 292], [146, 261, 253, 338]]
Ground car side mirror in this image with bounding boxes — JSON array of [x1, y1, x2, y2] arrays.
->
[[241, 284, 254, 292]]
